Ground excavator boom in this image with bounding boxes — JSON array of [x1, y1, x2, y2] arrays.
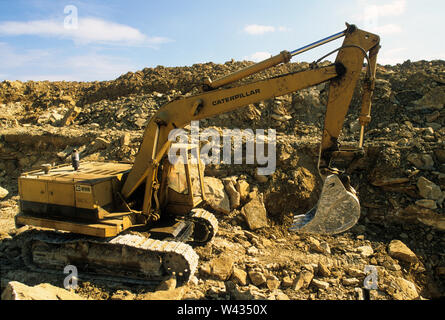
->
[[122, 24, 380, 235]]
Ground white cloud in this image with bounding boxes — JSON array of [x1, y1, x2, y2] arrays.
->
[[278, 26, 291, 32], [244, 51, 272, 62], [373, 23, 403, 35], [244, 24, 290, 35], [354, 0, 406, 37], [378, 47, 407, 65], [374, 0, 406, 17], [0, 42, 137, 81], [0, 17, 172, 47], [356, 0, 406, 19], [244, 24, 275, 35]]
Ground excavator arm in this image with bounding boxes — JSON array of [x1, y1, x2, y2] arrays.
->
[[121, 23, 380, 234]]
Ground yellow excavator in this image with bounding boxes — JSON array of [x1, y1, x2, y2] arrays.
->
[[14, 23, 380, 285]]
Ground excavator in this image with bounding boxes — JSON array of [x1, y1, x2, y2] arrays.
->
[[13, 23, 380, 285]]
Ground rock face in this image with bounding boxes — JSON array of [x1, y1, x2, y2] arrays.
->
[[1, 281, 84, 300], [388, 240, 418, 263], [241, 195, 268, 230]]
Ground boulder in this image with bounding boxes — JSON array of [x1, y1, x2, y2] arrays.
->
[[248, 270, 267, 286], [292, 270, 313, 291], [417, 177, 442, 200], [137, 287, 186, 300], [222, 178, 241, 209], [357, 245, 374, 257], [204, 177, 231, 214], [389, 277, 419, 300], [1, 281, 84, 300], [241, 194, 268, 230], [388, 240, 418, 263], [236, 179, 250, 201], [414, 86, 445, 110], [342, 278, 360, 286], [311, 279, 330, 290], [317, 261, 331, 277], [231, 267, 248, 286], [209, 255, 234, 281], [0, 186, 8, 199]]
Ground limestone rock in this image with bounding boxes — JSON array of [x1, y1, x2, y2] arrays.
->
[[308, 237, 330, 254], [231, 267, 248, 286], [1, 281, 84, 300], [388, 240, 418, 263], [342, 278, 360, 286], [346, 267, 366, 278], [222, 178, 241, 209], [266, 275, 281, 291], [415, 199, 437, 210], [275, 291, 290, 300], [248, 270, 266, 286], [414, 86, 445, 110], [0, 186, 8, 199], [312, 279, 330, 290], [209, 255, 234, 281], [407, 153, 434, 170], [292, 270, 313, 291], [241, 194, 268, 230], [389, 277, 419, 300], [121, 132, 131, 146], [357, 245, 374, 257], [204, 176, 231, 214], [281, 276, 294, 288], [317, 261, 331, 277], [236, 179, 250, 201], [137, 287, 186, 300], [417, 177, 442, 200], [90, 137, 111, 152]]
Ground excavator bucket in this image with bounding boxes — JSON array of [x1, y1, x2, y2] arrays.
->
[[289, 174, 360, 234]]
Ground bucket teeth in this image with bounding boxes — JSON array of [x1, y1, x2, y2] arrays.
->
[[289, 174, 360, 235]]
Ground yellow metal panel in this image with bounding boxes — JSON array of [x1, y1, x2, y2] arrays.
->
[[19, 178, 47, 203], [92, 180, 113, 207], [15, 214, 121, 238], [48, 182, 75, 207], [75, 184, 95, 209]]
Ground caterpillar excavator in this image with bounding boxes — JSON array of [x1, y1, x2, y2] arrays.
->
[[13, 23, 380, 285]]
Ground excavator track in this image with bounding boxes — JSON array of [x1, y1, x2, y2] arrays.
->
[[188, 209, 219, 245], [18, 229, 199, 286]]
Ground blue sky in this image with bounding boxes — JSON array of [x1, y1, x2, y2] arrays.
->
[[0, 0, 444, 81]]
